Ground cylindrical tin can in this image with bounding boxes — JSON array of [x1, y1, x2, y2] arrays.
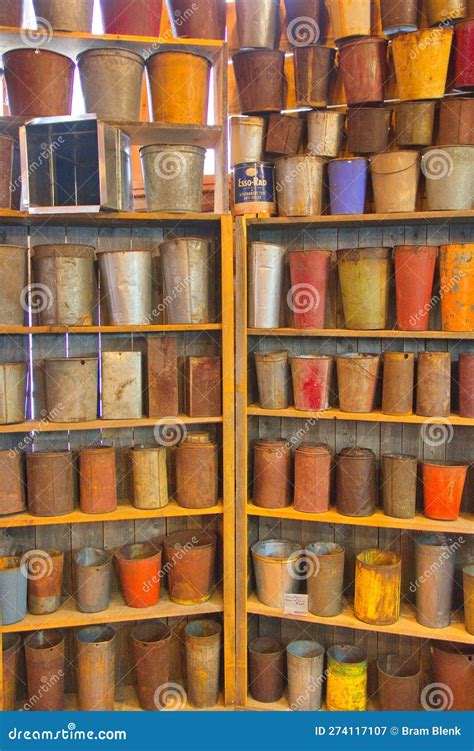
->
[[32, 0, 94, 31], [395, 101, 436, 147], [287, 640, 325, 711], [233, 50, 286, 115], [130, 446, 169, 510], [438, 97, 474, 145], [431, 642, 474, 711], [24, 630, 64, 711], [439, 243, 474, 332], [0, 555, 27, 625], [230, 116, 266, 167], [26, 450, 74, 517], [251, 539, 301, 608], [27, 549, 64, 616], [159, 237, 210, 324], [287, 249, 331, 329], [423, 146, 474, 211], [326, 0, 371, 40], [328, 158, 369, 215], [346, 108, 392, 154], [0, 451, 26, 516], [140, 144, 206, 213], [234, 162, 276, 216], [175, 434, 218, 509], [3, 49, 74, 117], [463, 564, 474, 635], [185, 619, 221, 708], [248, 637, 285, 703], [326, 645, 367, 711], [101, 0, 163, 35], [306, 542, 344, 617], [392, 29, 453, 101], [459, 354, 474, 417], [382, 454, 417, 519], [255, 352, 289, 409], [307, 110, 345, 158], [253, 439, 291, 509], [43, 357, 98, 422], [275, 155, 325, 217], [79, 446, 117, 514], [0, 0, 22, 26], [336, 354, 381, 413], [370, 150, 420, 213], [339, 37, 387, 106], [415, 534, 454, 628], [101, 352, 143, 420], [377, 655, 420, 710], [266, 113, 304, 156], [290, 355, 333, 411], [416, 351, 451, 417], [0, 362, 27, 425], [73, 547, 112, 614], [2, 633, 20, 711], [32, 244, 96, 326], [422, 461, 468, 521], [236, 0, 278, 48], [382, 351, 415, 416], [294, 45, 336, 108], [146, 51, 210, 125], [426, 0, 466, 24], [248, 242, 285, 328], [0, 245, 27, 324], [131, 621, 171, 711], [354, 549, 401, 626], [380, 0, 418, 35], [294, 444, 332, 513], [115, 543, 162, 608], [394, 245, 438, 331], [77, 47, 145, 121], [166, 0, 226, 39], [336, 447, 377, 517], [76, 626, 116, 711], [337, 248, 391, 330], [98, 248, 152, 326], [164, 531, 216, 605]]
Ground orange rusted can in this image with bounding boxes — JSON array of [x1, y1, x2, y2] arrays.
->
[[146, 51, 211, 125], [164, 530, 216, 604], [115, 542, 162, 608], [0, 451, 26, 515], [2, 633, 20, 710], [392, 29, 454, 101], [336, 447, 377, 517], [294, 444, 332, 513], [175, 433, 218, 509], [26, 450, 75, 517], [76, 626, 116, 711], [382, 351, 415, 416], [3, 49, 75, 117], [24, 630, 65, 711], [416, 351, 451, 417], [422, 460, 468, 521], [438, 98, 474, 145], [253, 439, 292, 509], [354, 549, 401, 625], [79, 446, 117, 514], [27, 549, 64, 615], [439, 244, 474, 332]]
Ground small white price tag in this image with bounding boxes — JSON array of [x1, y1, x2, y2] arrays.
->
[[283, 593, 308, 616]]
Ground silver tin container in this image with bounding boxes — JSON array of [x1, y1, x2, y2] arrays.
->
[[236, 0, 279, 49], [230, 116, 266, 166], [77, 48, 145, 121], [140, 144, 206, 213], [101, 352, 143, 420], [307, 110, 345, 158], [248, 242, 286, 328], [43, 357, 98, 422], [275, 155, 326, 217], [32, 0, 94, 32], [251, 539, 302, 609], [98, 248, 153, 326], [158, 237, 211, 324]]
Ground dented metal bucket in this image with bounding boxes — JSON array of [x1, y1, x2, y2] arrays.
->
[[185, 619, 221, 708], [26, 450, 74, 517], [140, 144, 206, 212], [307, 110, 345, 158], [0, 450, 26, 516], [0, 246, 27, 325], [44, 357, 98, 422], [255, 351, 289, 409], [76, 626, 116, 711], [24, 629, 65, 711], [164, 531, 216, 605], [27, 548, 64, 615], [175, 433, 219, 510], [159, 237, 210, 324], [102, 352, 143, 420], [377, 655, 420, 711], [79, 446, 117, 514], [73, 547, 112, 614], [130, 446, 169, 510], [415, 535, 455, 628], [251, 539, 301, 608], [248, 242, 286, 328], [253, 439, 292, 509], [98, 248, 153, 326], [32, 0, 94, 31], [0, 362, 27, 425], [2, 633, 20, 710], [131, 621, 172, 711], [382, 454, 417, 519], [77, 47, 145, 121], [287, 640, 325, 711], [306, 542, 344, 617]]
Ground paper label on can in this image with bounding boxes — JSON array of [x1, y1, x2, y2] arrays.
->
[[283, 593, 308, 616], [234, 163, 275, 208]]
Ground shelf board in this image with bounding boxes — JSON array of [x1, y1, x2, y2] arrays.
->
[[0, 323, 222, 335], [0, 208, 224, 226], [61, 686, 229, 712], [247, 405, 474, 427], [248, 328, 474, 340], [247, 594, 474, 645], [0, 500, 224, 529], [2, 590, 224, 633], [107, 121, 223, 148], [247, 502, 474, 536], [244, 695, 379, 712], [247, 210, 474, 228], [1, 415, 223, 433]]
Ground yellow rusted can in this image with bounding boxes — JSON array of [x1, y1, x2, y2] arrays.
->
[[146, 50, 211, 125], [426, 0, 466, 25], [392, 29, 454, 101], [327, 645, 368, 711], [354, 549, 401, 626]]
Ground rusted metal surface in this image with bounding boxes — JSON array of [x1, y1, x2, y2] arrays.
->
[[255, 351, 289, 409], [339, 37, 387, 105], [248, 242, 286, 329], [185, 619, 222, 708], [0, 450, 26, 516], [287, 640, 324, 711], [76, 626, 116, 711], [382, 454, 417, 519], [78, 48, 145, 121], [233, 50, 286, 114], [463, 564, 474, 635], [231, 116, 266, 166], [370, 151, 420, 213], [432, 641, 474, 711], [394, 244, 437, 331], [0, 0, 22, 25], [326, 645, 367, 711], [336, 447, 377, 517], [0, 245, 27, 325], [265, 114, 305, 156], [439, 243, 474, 332], [380, 0, 417, 34], [0, 362, 27, 424], [337, 248, 391, 330], [0, 556, 27, 625], [423, 146, 474, 211], [346, 108, 392, 154], [354, 549, 401, 626], [253, 439, 292, 509], [275, 155, 325, 217], [131, 621, 171, 711], [422, 460, 468, 521], [248, 637, 285, 703], [130, 446, 169, 510], [438, 98, 474, 145], [306, 542, 344, 617], [141, 144, 206, 213], [74, 547, 112, 614], [395, 101, 436, 147], [98, 249, 153, 326], [175, 433, 218, 509], [32, 0, 94, 31], [101, 0, 162, 35], [44, 357, 98, 422], [159, 237, 211, 324], [147, 337, 179, 418], [24, 630, 65, 711], [27, 549, 64, 615], [115, 542, 162, 608], [382, 352, 415, 416], [416, 351, 451, 417], [459, 354, 474, 417], [79, 446, 117, 514], [146, 51, 210, 125], [251, 539, 301, 608], [2, 633, 20, 710], [294, 45, 335, 109], [294, 444, 332, 513], [288, 249, 331, 329], [290, 355, 333, 411], [336, 354, 381, 412], [377, 655, 420, 710], [102, 352, 143, 420], [0, 140, 16, 212], [27, 450, 74, 517], [185, 356, 221, 418], [166, 0, 226, 39], [307, 110, 345, 158], [164, 531, 216, 605], [415, 535, 455, 628], [3, 49, 74, 117]]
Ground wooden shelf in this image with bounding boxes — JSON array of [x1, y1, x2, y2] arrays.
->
[[247, 594, 474, 645], [244, 695, 379, 712], [247, 405, 474, 427], [63, 686, 230, 712], [247, 210, 474, 228], [2, 590, 224, 634], [249, 328, 474, 340], [0, 208, 225, 225], [247, 502, 474, 536], [1, 415, 223, 433], [0, 323, 222, 335]]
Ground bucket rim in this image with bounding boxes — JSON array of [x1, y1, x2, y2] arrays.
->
[[80, 444, 114, 453], [392, 27, 454, 42], [383, 351, 414, 360], [356, 548, 401, 568], [328, 156, 369, 165], [229, 115, 266, 127], [0, 244, 28, 251], [3, 47, 74, 62], [33, 243, 96, 259], [248, 636, 285, 655], [254, 350, 288, 360], [422, 144, 474, 154], [131, 444, 166, 452], [0, 555, 23, 571], [74, 546, 110, 567], [370, 150, 420, 175], [383, 452, 417, 461], [131, 620, 171, 645], [308, 109, 345, 120], [77, 47, 145, 65], [415, 533, 453, 548], [146, 48, 211, 66], [0, 361, 27, 368], [184, 619, 222, 640], [0, 134, 15, 144], [377, 654, 420, 678], [336, 352, 381, 360], [254, 439, 289, 449], [75, 625, 116, 644], [286, 639, 325, 659], [158, 236, 210, 248], [287, 247, 333, 256], [251, 538, 301, 562], [338, 35, 388, 49], [296, 443, 332, 456], [115, 542, 162, 562], [232, 49, 285, 63], [337, 246, 392, 259], [139, 143, 206, 157], [327, 644, 367, 665], [96, 247, 152, 255], [422, 459, 469, 470], [24, 629, 64, 650], [26, 449, 72, 458], [306, 541, 344, 557], [249, 241, 285, 252], [290, 354, 333, 362]]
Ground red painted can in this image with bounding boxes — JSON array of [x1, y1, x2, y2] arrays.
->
[[454, 20, 474, 91], [394, 245, 437, 331], [294, 444, 332, 513], [290, 355, 333, 411], [422, 461, 468, 521], [101, 0, 163, 36], [338, 37, 388, 105], [459, 354, 474, 418], [115, 542, 162, 608], [287, 250, 332, 329]]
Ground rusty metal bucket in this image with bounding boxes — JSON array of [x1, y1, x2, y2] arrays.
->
[[248, 637, 285, 703], [98, 248, 152, 326], [370, 150, 420, 213], [0, 246, 27, 325], [339, 37, 388, 106], [431, 642, 473, 711], [166, 0, 226, 39], [255, 352, 289, 410], [306, 542, 344, 617], [294, 45, 336, 108], [74, 547, 112, 613], [253, 439, 292, 509], [275, 155, 325, 217], [0, 362, 27, 425], [102, 352, 143, 420], [346, 108, 392, 154], [463, 564, 474, 635], [287, 640, 325, 711], [336, 447, 377, 517], [24, 630, 65, 711], [3, 49, 75, 117], [27, 549, 64, 615], [77, 48, 145, 121], [236, 0, 279, 48], [0, 556, 27, 625], [130, 446, 169, 510], [337, 248, 391, 330], [2, 633, 20, 710], [294, 444, 332, 513], [290, 355, 333, 411], [251, 539, 302, 608], [32, 0, 94, 31], [438, 98, 474, 145], [164, 531, 216, 605], [79, 446, 117, 514], [140, 144, 206, 213], [26, 450, 74, 517], [354, 549, 401, 626], [159, 237, 211, 324], [382, 351, 415, 416], [416, 351, 451, 417], [32, 244, 96, 327], [115, 542, 162, 608], [248, 242, 286, 328], [326, 645, 367, 711], [146, 51, 211, 125], [233, 50, 286, 115], [380, 0, 418, 34], [377, 655, 420, 710], [131, 621, 171, 711], [185, 619, 221, 708], [44, 357, 98, 422], [423, 145, 474, 211], [76, 626, 116, 711], [307, 110, 345, 158], [382, 454, 417, 519], [336, 354, 381, 412], [395, 101, 436, 147], [175, 433, 219, 510], [415, 534, 455, 629], [0, 450, 26, 516]]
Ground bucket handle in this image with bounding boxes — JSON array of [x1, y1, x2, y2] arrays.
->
[[370, 157, 420, 176]]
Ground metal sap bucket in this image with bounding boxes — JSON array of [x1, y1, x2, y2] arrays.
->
[[326, 645, 368, 711], [0, 556, 27, 625], [101, 352, 143, 419], [294, 45, 336, 109], [255, 351, 289, 409], [248, 242, 286, 328], [27, 548, 64, 615], [33, 244, 96, 326], [395, 101, 436, 147], [415, 535, 455, 628], [73, 547, 112, 614], [184, 620, 221, 709], [98, 249, 153, 326], [164, 531, 216, 605], [287, 640, 325, 711], [377, 655, 420, 711], [416, 351, 451, 417], [0, 246, 27, 325], [248, 637, 285, 703], [166, 0, 226, 39], [43, 357, 98, 422], [0, 137, 17, 210], [236, 0, 279, 49], [24, 630, 65, 711], [346, 108, 392, 154], [307, 110, 345, 158], [233, 50, 286, 115], [382, 351, 415, 416], [306, 542, 344, 616], [251, 539, 302, 609], [275, 155, 325, 217], [336, 446, 377, 517], [131, 621, 172, 711], [0, 362, 27, 425], [140, 144, 206, 213], [26, 450, 74, 517], [380, 0, 418, 35], [77, 48, 145, 121], [0, 451, 26, 516], [3, 49, 75, 118], [2, 633, 20, 710], [130, 446, 169, 510], [438, 97, 474, 145], [370, 151, 420, 213], [253, 439, 292, 509], [32, 0, 94, 31], [431, 641, 474, 711], [423, 146, 474, 211], [354, 549, 401, 626], [146, 51, 211, 126], [336, 354, 381, 412], [76, 626, 117, 711], [79, 446, 117, 514], [230, 116, 266, 167], [159, 237, 211, 324]]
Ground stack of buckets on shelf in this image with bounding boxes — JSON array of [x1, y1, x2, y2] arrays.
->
[[231, 0, 474, 217]]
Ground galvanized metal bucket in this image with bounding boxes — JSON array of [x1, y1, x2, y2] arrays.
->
[[32, 0, 94, 31], [231, 116, 266, 166], [307, 110, 345, 158], [130, 446, 169, 510], [184, 619, 221, 708], [26, 450, 74, 517], [377, 655, 420, 711], [423, 146, 474, 211], [74, 547, 112, 614], [140, 144, 205, 213], [255, 351, 289, 409], [98, 248, 153, 326], [0, 450, 25, 516], [306, 542, 345, 617], [275, 155, 325, 216], [415, 534, 455, 628], [76, 626, 116, 711], [0, 362, 27, 425], [326, 645, 368, 711], [131, 621, 172, 711], [77, 47, 145, 121], [43, 357, 98, 422], [27, 548, 64, 615], [248, 637, 285, 703], [24, 630, 65, 711], [0, 555, 27, 625], [33, 244, 96, 326], [236, 0, 279, 48], [287, 640, 325, 711], [159, 237, 211, 324], [101, 352, 143, 420], [248, 242, 286, 328], [2, 633, 20, 710], [251, 539, 302, 609]]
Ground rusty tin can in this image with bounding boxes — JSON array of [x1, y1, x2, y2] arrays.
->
[[306, 542, 345, 617], [327, 645, 367, 711], [44, 357, 98, 422], [287, 640, 325, 711], [248, 637, 285, 703], [147, 336, 179, 418], [253, 439, 292, 509], [27, 549, 64, 615], [175, 433, 219, 510], [0, 362, 27, 424], [230, 116, 266, 166], [336, 354, 381, 413], [76, 626, 116, 711], [382, 454, 417, 519], [130, 446, 169, 510], [459, 354, 474, 418], [131, 621, 172, 711], [26, 450, 74, 517], [0, 450, 26, 515], [377, 655, 420, 710], [0, 245, 27, 325], [336, 447, 377, 517], [294, 444, 332, 513], [382, 351, 415, 416], [79, 446, 117, 514], [395, 101, 436, 147], [275, 155, 325, 217], [255, 351, 290, 410], [416, 351, 451, 417], [3, 48, 74, 117], [24, 630, 65, 711], [251, 539, 302, 608], [346, 108, 392, 154], [159, 237, 211, 324], [294, 45, 336, 109], [115, 542, 162, 608], [102, 352, 143, 420], [233, 50, 286, 115], [354, 549, 401, 626], [164, 531, 216, 605], [415, 534, 455, 628], [438, 97, 474, 145], [266, 114, 305, 156], [185, 619, 221, 708], [74, 547, 112, 614], [185, 356, 221, 418], [2, 633, 20, 710], [431, 641, 474, 711]]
